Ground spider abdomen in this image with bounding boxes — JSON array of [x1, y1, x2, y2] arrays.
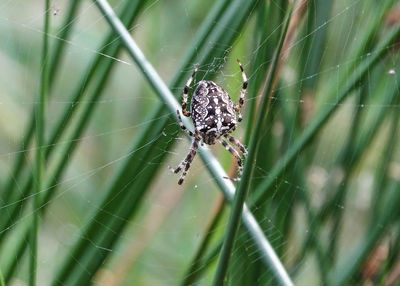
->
[[191, 80, 237, 144]]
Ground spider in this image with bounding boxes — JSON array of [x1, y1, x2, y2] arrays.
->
[[169, 59, 248, 185]]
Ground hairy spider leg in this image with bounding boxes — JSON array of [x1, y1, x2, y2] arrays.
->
[[218, 138, 243, 181], [178, 139, 199, 185], [176, 110, 195, 137], [224, 134, 248, 156], [168, 138, 199, 185], [182, 66, 199, 117], [235, 59, 248, 122]]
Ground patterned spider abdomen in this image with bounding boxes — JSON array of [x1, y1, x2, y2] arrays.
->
[[191, 80, 237, 144]]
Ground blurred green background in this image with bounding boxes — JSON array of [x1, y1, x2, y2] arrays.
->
[[0, 0, 400, 285]]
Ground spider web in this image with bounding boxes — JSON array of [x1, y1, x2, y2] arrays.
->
[[0, 0, 399, 285]]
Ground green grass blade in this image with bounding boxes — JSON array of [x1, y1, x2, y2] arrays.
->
[[30, 1, 50, 285], [183, 240, 224, 286], [218, 2, 271, 283], [48, 0, 81, 81], [212, 5, 293, 286], [251, 23, 400, 207], [2, 224, 28, 282], [185, 242, 223, 285]]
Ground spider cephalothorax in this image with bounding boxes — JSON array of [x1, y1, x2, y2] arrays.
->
[[169, 60, 248, 185]]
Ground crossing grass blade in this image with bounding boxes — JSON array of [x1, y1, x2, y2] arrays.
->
[[212, 5, 294, 286]]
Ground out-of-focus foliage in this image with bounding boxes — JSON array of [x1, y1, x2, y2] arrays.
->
[[0, 0, 400, 285]]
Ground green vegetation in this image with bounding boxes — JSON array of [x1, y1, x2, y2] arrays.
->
[[0, 0, 399, 285]]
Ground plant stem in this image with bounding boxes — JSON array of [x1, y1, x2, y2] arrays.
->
[[30, 0, 50, 285], [212, 5, 293, 286]]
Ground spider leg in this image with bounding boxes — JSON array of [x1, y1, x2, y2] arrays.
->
[[235, 59, 248, 122], [168, 138, 199, 185], [218, 138, 243, 181], [237, 109, 243, 123], [176, 110, 195, 137], [182, 66, 199, 117], [223, 134, 248, 156]]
